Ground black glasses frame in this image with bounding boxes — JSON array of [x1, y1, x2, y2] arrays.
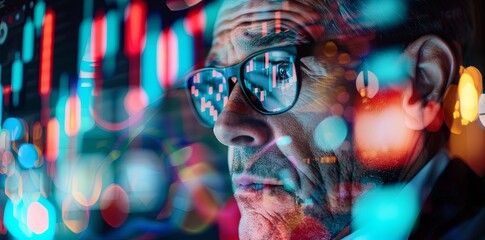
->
[[185, 44, 315, 127]]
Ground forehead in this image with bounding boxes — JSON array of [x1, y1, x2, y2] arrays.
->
[[208, 0, 326, 66]]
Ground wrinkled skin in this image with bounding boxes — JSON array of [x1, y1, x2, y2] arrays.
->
[[209, 1, 433, 239]]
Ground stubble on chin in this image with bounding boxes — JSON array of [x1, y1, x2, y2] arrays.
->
[[236, 187, 331, 239], [236, 183, 301, 239]]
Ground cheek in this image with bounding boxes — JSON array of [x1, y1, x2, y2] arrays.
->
[[295, 73, 355, 114], [291, 79, 357, 150]]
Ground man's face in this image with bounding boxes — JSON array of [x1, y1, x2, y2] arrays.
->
[[208, 0, 424, 238]]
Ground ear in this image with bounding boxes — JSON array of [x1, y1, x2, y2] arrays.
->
[[402, 35, 458, 130]]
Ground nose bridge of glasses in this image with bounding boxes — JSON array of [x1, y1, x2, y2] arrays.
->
[[220, 66, 240, 94]]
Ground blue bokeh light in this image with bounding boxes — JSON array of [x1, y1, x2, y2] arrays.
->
[[368, 49, 410, 87], [314, 116, 347, 151], [18, 143, 39, 169], [360, 0, 406, 28], [2, 118, 24, 141], [4, 197, 57, 240], [352, 184, 419, 239]]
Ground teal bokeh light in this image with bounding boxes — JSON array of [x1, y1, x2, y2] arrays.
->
[[368, 49, 410, 87], [142, 14, 163, 105], [360, 0, 406, 28], [104, 10, 120, 77], [314, 116, 347, 151], [12, 52, 23, 107], [106, 10, 120, 57], [276, 135, 292, 148], [78, 76, 95, 132], [18, 144, 39, 169], [202, 0, 224, 44], [2, 118, 24, 141], [33, 0, 46, 37], [78, 18, 92, 73], [352, 184, 419, 239], [55, 73, 70, 163], [22, 17, 34, 63], [4, 197, 56, 240], [172, 18, 194, 85]]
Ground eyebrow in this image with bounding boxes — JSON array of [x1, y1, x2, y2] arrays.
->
[[206, 28, 305, 68], [247, 28, 301, 48]]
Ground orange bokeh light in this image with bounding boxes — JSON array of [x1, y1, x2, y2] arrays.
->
[[354, 90, 423, 169]]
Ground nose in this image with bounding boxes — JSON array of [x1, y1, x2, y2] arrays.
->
[[213, 85, 271, 147]]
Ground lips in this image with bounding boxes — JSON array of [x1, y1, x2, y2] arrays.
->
[[234, 174, 283, 188], [233, 173, 297, 204], [232, 174, 296, 194]]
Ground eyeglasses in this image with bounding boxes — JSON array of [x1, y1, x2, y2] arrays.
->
[[185, 45, 313, 127]]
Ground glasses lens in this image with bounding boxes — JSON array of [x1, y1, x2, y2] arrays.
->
[[243, 50, 298, 113], [187, 69, 229, 126]]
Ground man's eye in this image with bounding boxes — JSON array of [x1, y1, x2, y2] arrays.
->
[[275, 62, 292, 82]]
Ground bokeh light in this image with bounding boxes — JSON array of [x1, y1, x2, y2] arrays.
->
[[443, 84, 463, 134], [45, 118, 59, 162], [458, 73, 479, 124], [101, 184, 130, 228], [5, 170, 22, 202], [367, 49, 409, 87], [142, 14, 163, 105], [119, 150, 169, 211], [27, 202, 49, 234], [0, 129, 11, 152], [323, 41, 338, 57], [276, 136, 292, 148], [184, 184, 220, 234], [124, 87, 149, 115], [443, 65, 483, 132], [462, 66, 483, 94], [184, 8, 206, 35], [157, 29, 179, 89], [22, 17, 34, 63], [2, 118, 25, 141], [354, 90, 422, 169], [33, 0, 46, 35], [479, 94, 485, 128], [4, 197, 56, 240], [62, 195, 90, 233], [91, 12, 107, 61], [167, 0, 203, 11], [105, 10, 120, 57], [170, 146, 193, 167], [356, 70, 379, 98], [39, 8, 55, 96], [18, 144, 40, 169], [0, 0, 231, 239], [0, 204, 6, 236], [124, 0, 147, 57], [71, 154, 110, 207], [1, 151, 15, 175], [352, 184, 419, 239], [12, 52, 23, 107], [359, 0, 406, 28], [65, 95, 81, 137], [314, 116, 348, 151]]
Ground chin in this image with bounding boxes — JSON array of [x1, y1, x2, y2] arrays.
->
[[234, 186, 331, 239], [239, 211, 332, 240]]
